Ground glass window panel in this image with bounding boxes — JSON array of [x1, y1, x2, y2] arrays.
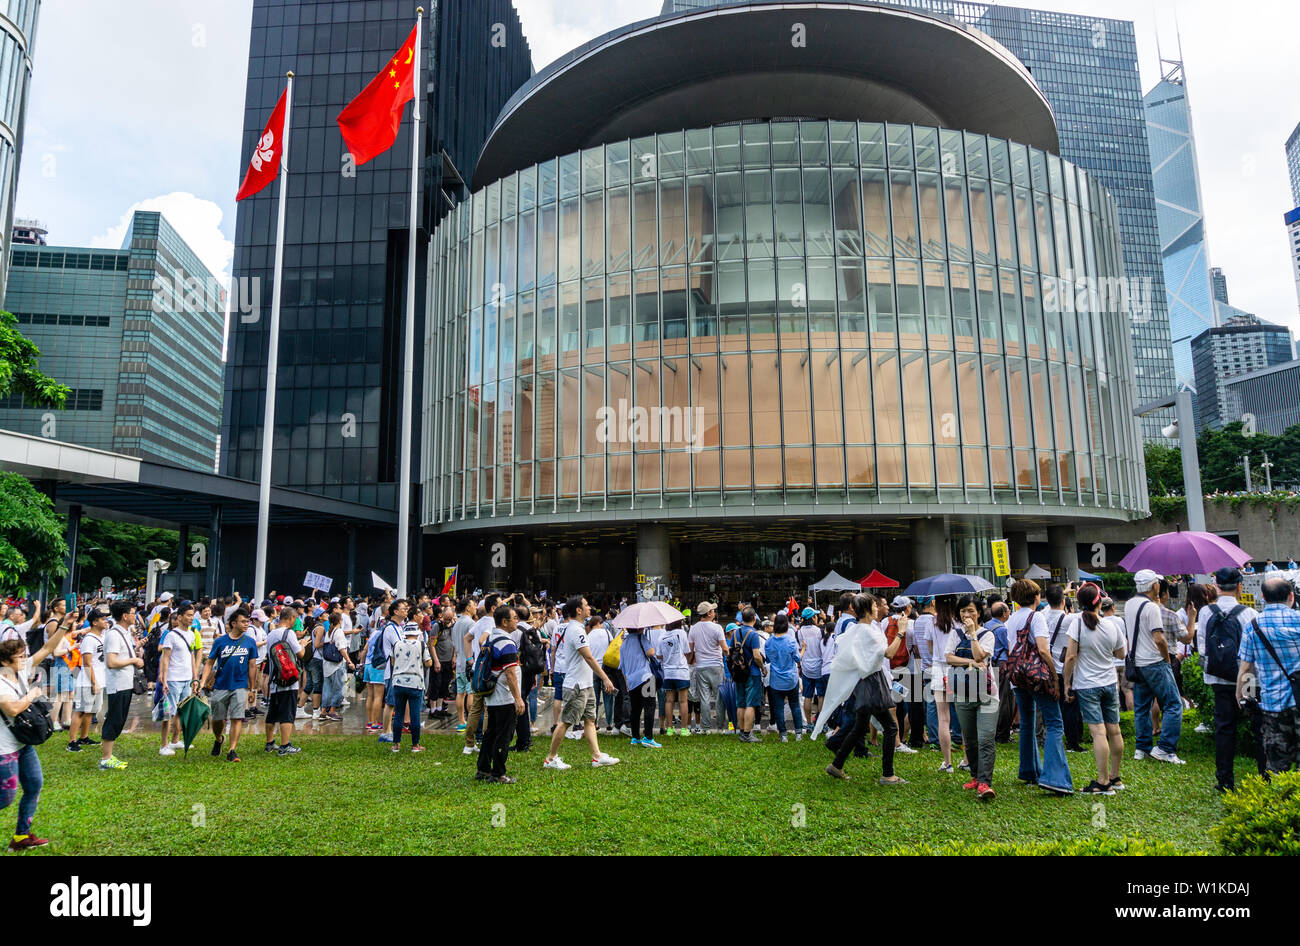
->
[[608, 452, 631, 495], [687, 174, 715, 263], [686, 128, 712, 173], [582, 366, 604, 455], [607, 186, 630, 273], [744, 169, 774, 258], [724, 448, 751, 490], [658, 130, 684, 177], [832, 168, 863, 256], [714, 125, 740, 170], [1006, 356, 1031, 449], [748, 259, 776, 339], [829, 121, 857, 166], [1014, 185, 1036, 271], [633, 182, 658, 269], [634, 270, 659, 346], [803, 168, 833, 256], [691, 354, 721, 450], [924, 261, 951, 348], [607, 273, 631, 358], [886, 123, 913, 169], [837, 259, 867, 346], [774, 169, 803, 256], [896, 259, 923, 347], [801, 120, 829, 167], [689, 263, 717, 342], [694, 447, 720, 491], [890, 171, 918, 256], [951, 262, 975, 351], [606, 140, 629, 187], [745, 122, 774, 166], [538, 203, 557, 286], [861, 169, 891, 256], [867, 258, 895, 347], [559, 196, 580, 281], [874, 351, 902, 443], [715, 172, 744, 261], [969, 178, 993, 266], [939, 128, 965, 177], [965, 132, 988, 178], [718, 260, 747, 344], [768, 122, 795, 166], [662, 266, 688, 345], [721, 353, 751, 446], [842, 350, 872, 442], [582, 145, 604, 193], [558, 368, 581, 457], [780, 351, 811, 444], [582, 191, 604, 276], [981, 354, 1008, 448], [859, 122, 885, 168], [914, 126, 939, 171], [992, 182, 1016, 267], [660, 178, 686, 266], [943, 177, 969, 263]]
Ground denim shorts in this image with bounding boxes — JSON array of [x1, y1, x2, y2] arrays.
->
[[1075, 684, 1120, 725], [52, 661, 75, 694], [743, 674, 765, 708], [663, 677, 689, 692], [303, 660, 324, 694], [801, 674, 827, 698], [363, 664, 386, 685]]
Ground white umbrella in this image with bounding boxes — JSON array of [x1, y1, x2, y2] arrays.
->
[[611, 600, 685, 629], [810, 620, 887, 740]]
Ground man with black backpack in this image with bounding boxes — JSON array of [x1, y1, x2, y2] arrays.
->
[[1198, 567, 1266, 792], [1237, 577, 1300, 774], [731, 608, 767, 743]]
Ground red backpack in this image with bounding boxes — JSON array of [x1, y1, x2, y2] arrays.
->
[[267, 633, 300, 687], [1006, 615, 1055, 697], [884, 616, 910, 669]]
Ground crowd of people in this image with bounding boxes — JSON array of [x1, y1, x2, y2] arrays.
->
[[3, 564, 1300, 851]]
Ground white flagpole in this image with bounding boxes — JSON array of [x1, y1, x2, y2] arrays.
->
[[397, 9, 423, 599], [253, 71, 294, 605]]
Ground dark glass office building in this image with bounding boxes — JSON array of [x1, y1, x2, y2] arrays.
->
[[667, 0, 1177, 439], [222, 0, 533, 511]]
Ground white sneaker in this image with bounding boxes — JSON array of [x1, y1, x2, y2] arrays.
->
[[618, 725, 633, 736], [1149, 747, 1186, 765], [168, 740, 185, 750], [1194, 722, 1211, 733], [159, 745, 175, 756], [1133, 749, 1147, 760], [543, 756, 572, 770], [795, 732, 803, 742], [564, 729, 582, 740], [462, 745, 478, 755], [592, 753, 620, 767], [311, 709, 321, 720], [896, 744, 918, 754], [296, 707, 311, 720]]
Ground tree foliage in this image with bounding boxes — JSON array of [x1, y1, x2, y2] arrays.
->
[[1145, 422, 1300, 497], [0, 309, 69, 406], [0, 472, 67, 593], [71, 518, 206, 592]]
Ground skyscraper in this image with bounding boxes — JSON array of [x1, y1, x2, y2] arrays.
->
[[222, 0, 533, 510], [1144, 58, 1215, 392], [1210, 266, 1228, 305], [1190, 314, 1294, 432], [664, 0, 1177, 439], [0, 0, 39, 299], [0, 211, 225, 470], [1286, 119, 1300, 207]]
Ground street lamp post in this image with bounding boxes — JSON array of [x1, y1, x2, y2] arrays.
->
[[1262, 452, 1274, 492], [1136, 389, 1206, 533], [1243, 455, 1253, 493]]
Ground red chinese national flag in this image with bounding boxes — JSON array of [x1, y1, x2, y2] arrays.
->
[[236, 89, 288, 202], [337, 25, 418, 166]]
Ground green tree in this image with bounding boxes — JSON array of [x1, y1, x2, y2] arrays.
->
[[70, 519, 206, 592], [0, 309, 69, 406], [1144, 441, 1184, 495], [0, 472, 67, 593]]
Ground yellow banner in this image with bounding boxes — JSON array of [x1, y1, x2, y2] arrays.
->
[[991, 539, 1010, 578]]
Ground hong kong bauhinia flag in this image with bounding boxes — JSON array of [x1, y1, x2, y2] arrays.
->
[[337, 25, 418, 165], [236, 89, 288, 201]]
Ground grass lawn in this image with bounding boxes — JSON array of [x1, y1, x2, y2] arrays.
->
[[20, 715, 1239, 855]]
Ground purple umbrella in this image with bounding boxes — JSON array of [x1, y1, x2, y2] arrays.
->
[[1117, 531, 1250, 575]]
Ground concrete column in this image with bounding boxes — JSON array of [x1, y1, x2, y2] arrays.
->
[[345, 525, 357, 596], [176, 524, 190, 596], [853, 532, 871, 577], [910, 518, 948, 579], [636, 523, 670, 598], [206, 506, 223, 598], [1048, 524, 1079, 583], [1007, 530, 1030, 572], [61, 503, 82, 596]]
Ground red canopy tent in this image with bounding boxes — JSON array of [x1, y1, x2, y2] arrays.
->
[[857, 569, 899, 588]]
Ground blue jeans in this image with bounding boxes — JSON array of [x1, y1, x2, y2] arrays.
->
[[322, 666, 345, 710], [1015, 687, 1073, 790], [391, 685, 424, 745], [768, 687, 804, 734], [0, 745, 42, 836], [1132, 660, 1182, 754]]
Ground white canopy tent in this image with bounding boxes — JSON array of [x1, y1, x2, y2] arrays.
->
[[809, 570, 864, 592], [1024, 564, 1052, 580]]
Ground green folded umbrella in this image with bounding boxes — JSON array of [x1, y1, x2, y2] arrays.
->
[[176, 695, 211, 755]]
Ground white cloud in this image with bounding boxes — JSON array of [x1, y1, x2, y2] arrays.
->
[[90, 192, 234, 289]]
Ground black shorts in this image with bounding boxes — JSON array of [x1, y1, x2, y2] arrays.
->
[[266, 690, 299, 725], [101, 690, 133, 741]]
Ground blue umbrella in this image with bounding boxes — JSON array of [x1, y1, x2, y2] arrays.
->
[[902, 573, 995, 597]]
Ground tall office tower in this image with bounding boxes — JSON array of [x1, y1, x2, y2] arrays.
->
[[663, 0, 1177, 439], [1210, 266, 1228, 305], [222, 0, 533, 509], [1286, 120, 1300, 207], [0, 211, 225, 470], [1190, 314, 1295, 431], [0, 0, 39, 298], [1144, 58, 1215, 392]]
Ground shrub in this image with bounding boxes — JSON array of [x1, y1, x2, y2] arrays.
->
[[891, 837, 1195, 856], [1214, 772, 1300, 855], [1180, 657, 1257, 754]]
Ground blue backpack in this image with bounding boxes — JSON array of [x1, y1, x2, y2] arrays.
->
[[369, 621, 397, 670], [470, 634, 500, 696]]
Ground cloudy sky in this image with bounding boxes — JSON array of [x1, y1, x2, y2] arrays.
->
[[15, 0, 1300, 338]]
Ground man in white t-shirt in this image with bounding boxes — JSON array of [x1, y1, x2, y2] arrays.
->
[[541, 596, 618, 772], [1124, 569, 1183, 764], [68, 609, 108, 752], [101, 600, 144, 771], [463, 593, 500, 754], [263, 606, 306, 755], [686, 602, 728, 734], [157, 602, 199, 756], [1198, 567, 1266, 792]]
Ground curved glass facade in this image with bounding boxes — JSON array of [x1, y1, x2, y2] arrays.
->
[[423, 120, 1147, 527], [0, 0, 37, 299]]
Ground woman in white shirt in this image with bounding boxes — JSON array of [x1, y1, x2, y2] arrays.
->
[[1006, 580, 1073, 794], [797, 610, 827, 732], [945, 596, 999, 798], [930, 597, 962, 774], [1064, 583, 1127, 795]]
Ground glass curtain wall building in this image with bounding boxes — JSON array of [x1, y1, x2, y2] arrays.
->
[[222, 0, 532, 508], [1144, 60, 1214, 391], [0, 211, 224, 471], [665, 0, 1178, 441], [0, 0, 38, 299], [422, 2, 1149, 593]]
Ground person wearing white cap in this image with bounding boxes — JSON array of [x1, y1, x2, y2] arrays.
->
[[1124, 569, 1184, 764], [686, 602, 728, 733]]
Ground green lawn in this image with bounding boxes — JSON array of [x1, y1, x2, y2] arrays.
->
[[19, 716, 1239, 855]]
